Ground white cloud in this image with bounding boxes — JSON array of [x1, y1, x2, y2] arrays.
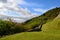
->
[[0, 0, 38, 22], [7, 0, 27, 5], [34, 8, 48, 13], [33, 7, 57, 13], [0, 2, 4, 7], [17, 0, 27, 5]]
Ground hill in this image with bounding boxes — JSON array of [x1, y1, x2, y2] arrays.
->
[[24, 7, 60, 31], [42, 14, 60, 33]]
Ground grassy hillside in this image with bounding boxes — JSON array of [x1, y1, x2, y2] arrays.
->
[[0, 32, 60, 40], [42, 16, 60, 33], [24, 7, 60, 30]]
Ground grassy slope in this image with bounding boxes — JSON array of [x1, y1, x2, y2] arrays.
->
[[42, 17, 60, 33], [0, 32, 60, 40]]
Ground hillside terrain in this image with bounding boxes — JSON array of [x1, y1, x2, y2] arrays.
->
[[42, 13, 60, 33], [0, 7, 60, 40], [24, 7, 60, 31]]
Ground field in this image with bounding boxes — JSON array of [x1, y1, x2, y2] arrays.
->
[[0, 31, 60, 40]]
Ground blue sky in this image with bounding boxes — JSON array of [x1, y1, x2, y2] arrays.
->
[[19, 0, 60, 15], [24, 0, 60, 8], [0, 0, 60, 22]]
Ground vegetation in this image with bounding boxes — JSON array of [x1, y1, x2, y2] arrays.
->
[[0, 19, 25, 37], [42, 18, 60, 33]]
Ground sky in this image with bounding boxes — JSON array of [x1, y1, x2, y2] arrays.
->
[[0, 0, 60, 22]]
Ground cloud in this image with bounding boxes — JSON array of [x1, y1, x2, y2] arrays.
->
[[34, 8, 48, 13], [0, 0, 7, 3], [17, 0, 27, 5], [7, 0, 27, 6], [0, 0, 38, 22], [33, 7, 57, 13]]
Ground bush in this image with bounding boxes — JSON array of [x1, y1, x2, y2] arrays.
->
[[0, 19, 25, 37]]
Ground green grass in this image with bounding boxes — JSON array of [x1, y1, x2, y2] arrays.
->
[[0, 32, 60, 40], [42, 18, 60, 33]]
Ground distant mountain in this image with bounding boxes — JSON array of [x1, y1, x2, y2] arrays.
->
[[24, 7, 60, 31]]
